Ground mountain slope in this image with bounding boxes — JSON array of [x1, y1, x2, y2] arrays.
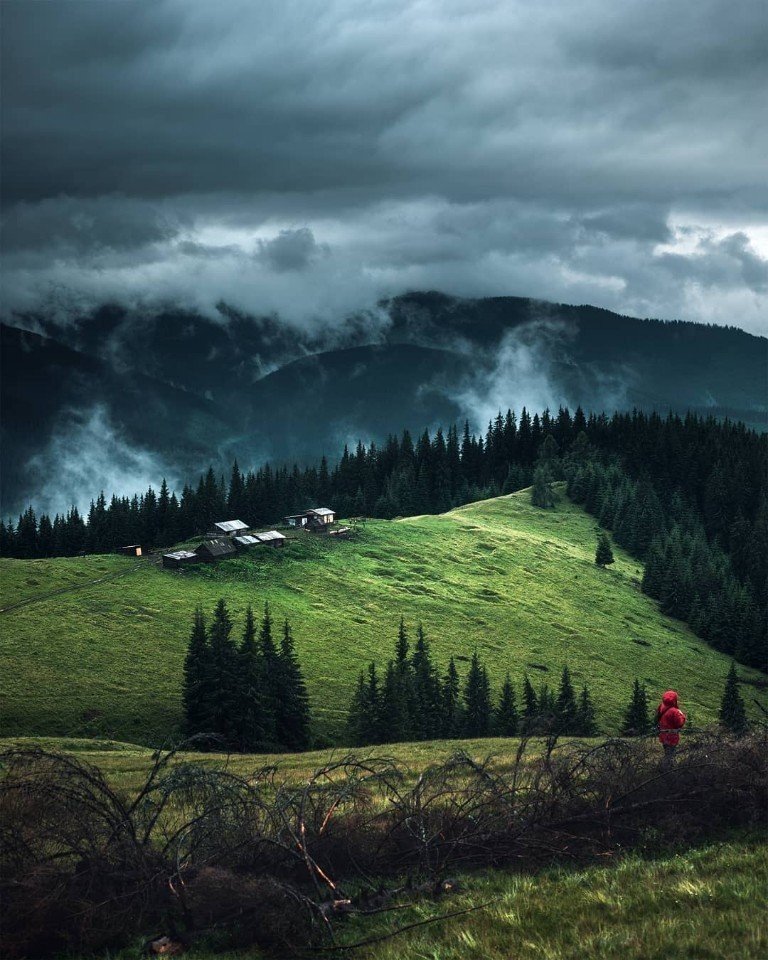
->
[[3, 292, 766, 515], [0, 323, 233, 513], [1, 487, 764, 744]]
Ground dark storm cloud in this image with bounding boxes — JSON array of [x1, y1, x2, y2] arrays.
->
[[1, 0, 766, 332]]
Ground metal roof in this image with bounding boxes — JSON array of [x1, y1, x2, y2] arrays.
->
[[256, 530, 286, 542], [233, 535, 262, 546], [163, 550, 197, 560], [308, 507, 335, 517], [213, 519, 249, 533], [196, 538, 237, 556]]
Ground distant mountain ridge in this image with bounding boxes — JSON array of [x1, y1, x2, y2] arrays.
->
[[2, 292, 766, 515]]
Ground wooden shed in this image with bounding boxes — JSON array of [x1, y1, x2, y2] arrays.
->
[[162, 550, 198, 569], [307, 507, 336, 525], [256, 530, 286, 548], [209, 520, 250, 537], [232, 534, 263, 552], [284, 513, 309, 528], [195, 538, 237, 562], [119, 544, 142, 557]]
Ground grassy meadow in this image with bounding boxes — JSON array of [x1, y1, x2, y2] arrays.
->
[[1, 486, 765, 744]]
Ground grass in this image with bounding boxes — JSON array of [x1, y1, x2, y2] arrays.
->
[[1, 486, 765, 744], [339, 835, 768, 960], [57, 835, 768, 960]]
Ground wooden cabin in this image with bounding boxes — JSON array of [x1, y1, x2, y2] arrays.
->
[[162, 550, 198, 569], [232, 534, 263, 552], [306, 507, 336, 525], [118, 544, 142, 557], [284, 513, 309, 528], [284, 507, 336, 531], [256, 530, 286, 548], [208, 519, 249, 538], [195, 538, 237, 562]]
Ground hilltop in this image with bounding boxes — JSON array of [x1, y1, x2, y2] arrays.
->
[[1, 487, 765, 744]]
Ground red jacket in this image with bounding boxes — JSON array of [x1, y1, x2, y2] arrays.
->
[[657, 690, 686, 745]]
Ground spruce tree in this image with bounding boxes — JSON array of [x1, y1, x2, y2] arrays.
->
[[236, 605, 271, 750], [276, 619, 311, 750], [595, 531, 615, 567], [258, 602, 280, 743], [441, 658, 463, 738], [537, 683, 556, 731], [531, 464, 555, 509], [555, 665, 578, 733], [576, 684, 598, 736], [719, 663, 748, 735], [521, 675, 539, 733], [207, 599, 240, 746], [411, 625, 441, 739], [380, 660, 411, 742], [495, 672, 519, 736], [463, 651, 492, 737], [182, 606, 211, 737], [621, 679, 651, 736]]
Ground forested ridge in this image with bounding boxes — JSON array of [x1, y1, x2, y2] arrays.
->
[[3, 407, 766, 669]]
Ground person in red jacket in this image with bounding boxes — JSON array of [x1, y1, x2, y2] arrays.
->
[[657, 690, 686, 761]]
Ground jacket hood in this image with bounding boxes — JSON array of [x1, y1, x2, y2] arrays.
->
[[661, 690, 679, 708]]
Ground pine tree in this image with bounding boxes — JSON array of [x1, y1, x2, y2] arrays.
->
[[531, 464, 555, 509], [236, 605, 271, 750], [441, 658, 463, 738], [576, 684, 598, 736], [621, 679, 651, 736], [555, 665, 578, 733], [595, 531, 615, 567], [718, 663, 748, 735], [380, 660, 411, 742], [537, 683, 556, 732], [494, 673, 519, 736], [182, 606, 211, 737], [463, 651, 492, 737], [257, 602, 280, 746], [276, 619, 311, 749], [207, 599, 240, 746], [521, 675, 539, 733], [411, 625, 441, 739]]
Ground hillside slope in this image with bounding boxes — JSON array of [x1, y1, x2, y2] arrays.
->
[[1, 488, 765, 744]]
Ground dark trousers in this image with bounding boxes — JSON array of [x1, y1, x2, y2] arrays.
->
[[662, 742, 677, 763]]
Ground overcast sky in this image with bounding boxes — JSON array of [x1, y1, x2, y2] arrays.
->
[[2, 0, 767, 334]]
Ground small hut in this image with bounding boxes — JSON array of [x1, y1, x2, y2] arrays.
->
[[283, 513, 309, 528], [256, 530, 286, 548], [306, 507, 336, 525], [162, 550, 198, 569], [232, 534, 263, 552], [119, 544, 142, 557], [208, 520, 250, 538], [195, 538, 237, 562]]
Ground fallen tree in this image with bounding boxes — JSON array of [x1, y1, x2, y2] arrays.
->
[[1, 731, 766, 957]]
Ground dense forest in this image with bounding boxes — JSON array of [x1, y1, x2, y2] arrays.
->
[[3, 407, 766, 669]]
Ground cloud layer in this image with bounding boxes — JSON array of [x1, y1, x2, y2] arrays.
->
[[2, 0, 767, 332]]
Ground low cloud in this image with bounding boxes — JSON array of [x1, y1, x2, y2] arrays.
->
[[25, 405, 173, 517]]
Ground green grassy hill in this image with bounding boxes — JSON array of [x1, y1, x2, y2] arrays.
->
[[1, 487, 765, 744]]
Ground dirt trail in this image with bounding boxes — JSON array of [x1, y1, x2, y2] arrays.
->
[[0, 555, 161, 615]]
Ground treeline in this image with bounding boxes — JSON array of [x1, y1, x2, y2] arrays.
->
[[567, 455, 766, 668], [346, 620, 598, 744], [3, 406, 766, 668], [182, 601, 311, 752]]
